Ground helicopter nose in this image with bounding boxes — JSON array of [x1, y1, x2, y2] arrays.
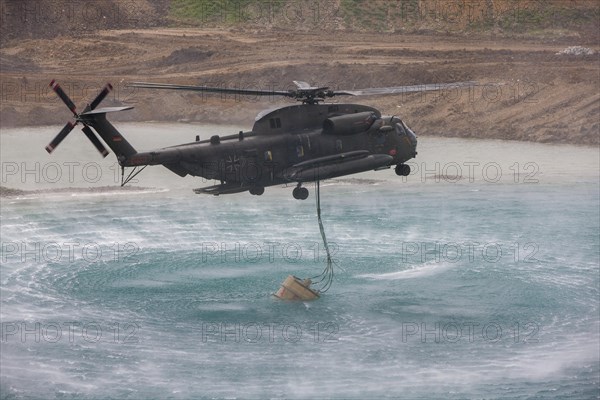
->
[[392, 120, 417, 159], [407, 127, 417, 155], [405, 125, 417, 147]]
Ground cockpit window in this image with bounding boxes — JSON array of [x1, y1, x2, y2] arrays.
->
[[395, 122, 407, 136]]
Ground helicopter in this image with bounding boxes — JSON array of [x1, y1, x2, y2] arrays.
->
[[45, 79, 475, 199]]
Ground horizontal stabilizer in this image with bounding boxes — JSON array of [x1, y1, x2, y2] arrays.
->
[[80, 106, 134, 116]]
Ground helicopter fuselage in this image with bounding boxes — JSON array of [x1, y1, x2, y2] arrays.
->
[[120, 103, 417, 197]]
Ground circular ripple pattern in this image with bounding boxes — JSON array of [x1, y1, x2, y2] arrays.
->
[[1, 136, 598, 399]]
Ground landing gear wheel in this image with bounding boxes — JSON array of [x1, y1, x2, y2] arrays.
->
[[395, 164, 411, 176], [249, 186, 264, 195], [293, 186, 309, 200]]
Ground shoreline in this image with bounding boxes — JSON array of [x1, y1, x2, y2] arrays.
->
[[2, 28, 598, 146], [1, 120, 596, 147]]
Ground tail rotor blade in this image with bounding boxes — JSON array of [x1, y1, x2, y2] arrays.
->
[[89, 83, 113, 110], [82, 125, 109, 158], [45, 121, 76, 153], [50, 80, 77, 115]]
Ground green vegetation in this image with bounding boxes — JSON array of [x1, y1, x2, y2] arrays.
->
[[340, 0, 395, 31], [468, 2, 599, 33], [170, 0, 284, 25], [169, 0, 598, 37]]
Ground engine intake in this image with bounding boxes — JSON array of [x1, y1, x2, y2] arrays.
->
[[322, 111, 376, 135]]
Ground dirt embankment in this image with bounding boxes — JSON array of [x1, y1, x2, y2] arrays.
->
[[0, 0, 598, 145]]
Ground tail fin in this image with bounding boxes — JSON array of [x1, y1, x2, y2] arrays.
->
[[79, 107, 137, 159], [45, 80, 137, 160]]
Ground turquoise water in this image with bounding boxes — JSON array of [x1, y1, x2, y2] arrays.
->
[[1, 125, 599, 399]]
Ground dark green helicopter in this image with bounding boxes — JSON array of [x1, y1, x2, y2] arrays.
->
[[45, 79, 474, 199]]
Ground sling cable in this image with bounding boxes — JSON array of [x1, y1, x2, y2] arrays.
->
[[274, 180, 337, 300]]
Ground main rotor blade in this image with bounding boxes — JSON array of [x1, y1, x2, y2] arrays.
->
[[81, 125, 109, 158], [49, 80, 77, 115], [89, 83, 113, 110], [334, 81, 477, 96], [128, 82, 294, 98], [45, 121, 75, 153]]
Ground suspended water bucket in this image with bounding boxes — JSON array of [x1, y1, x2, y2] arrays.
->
[[274, 275, 320, 301]]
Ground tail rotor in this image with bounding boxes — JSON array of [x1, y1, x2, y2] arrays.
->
[[45, 80, 113, 158]]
